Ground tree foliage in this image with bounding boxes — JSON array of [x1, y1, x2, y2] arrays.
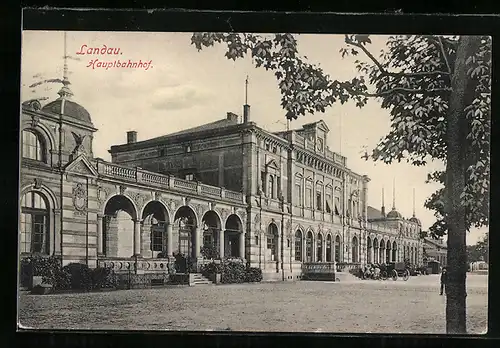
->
[[190, 33, 490, 238], [467, 233, 489, 263]]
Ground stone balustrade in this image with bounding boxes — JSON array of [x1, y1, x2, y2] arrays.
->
[[95, 160, 244, 204], [97, 258, 171, 273]]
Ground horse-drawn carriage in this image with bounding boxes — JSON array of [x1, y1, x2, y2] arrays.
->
[[384, 262, 411, 281], [361, 262, 410, 281]]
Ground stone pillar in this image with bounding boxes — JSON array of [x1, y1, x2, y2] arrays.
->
[[276, 234, 281, 263], [166, 223, 173, 257], [219, 229, 225, 258], [133, 219, 142, 257], [195, 227, 202, 258], [53, 209, 62, 256], [265, 172, 270, 197], [321, 238, 326, 262], [239, 232, 245, 260], [97, 214, 104, 255]]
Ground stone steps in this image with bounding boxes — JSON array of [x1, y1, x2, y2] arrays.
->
[[189, 273, 213, 286], [334, 271, 361, 282]]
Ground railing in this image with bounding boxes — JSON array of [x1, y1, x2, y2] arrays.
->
[[302, 262, 336, 274], [97, 257, 171, 273], [95, 160, 244, 203], [336, 262, 361, 272]]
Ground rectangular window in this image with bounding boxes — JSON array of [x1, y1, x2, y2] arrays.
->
[[277, 177, 281, 198], [326, 194, 332, 213], [295, 183, 302, 206], [255, 235, 259, 245], [316, 191, 322, 211], [305, 188, 312, 208], [151, 227, 164, 252], [185, 174, 194, 181], [261, 172, 266, 194]]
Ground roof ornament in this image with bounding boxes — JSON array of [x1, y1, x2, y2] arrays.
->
[[57, 31, 74, 100]]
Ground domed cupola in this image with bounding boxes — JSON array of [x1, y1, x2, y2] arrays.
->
[[40, 68, 94, 126], [387, 207, 402, 219], [42, 99, 93, 126]]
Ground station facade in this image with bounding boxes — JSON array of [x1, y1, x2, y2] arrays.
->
[[19, 80, 424, 281]]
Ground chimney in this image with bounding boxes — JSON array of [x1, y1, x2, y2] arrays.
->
[[227, 112, 239, 123], [127, 131, 137, 144], [243, 104, 250, 123]]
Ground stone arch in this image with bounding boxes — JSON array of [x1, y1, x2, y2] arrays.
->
[[140, 200, 172, 258], [102, 194, 139, 258], [21, 121, 57, 155], [20, 182, 59, 210], [173, 205, 199, 258], [140, 199, 171, 224], [102, 194, 138, 220]]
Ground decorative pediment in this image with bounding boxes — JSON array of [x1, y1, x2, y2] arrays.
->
[[265, 159, 280, 171], [315, 120, 330, 133], [64, 155, 98, 177]]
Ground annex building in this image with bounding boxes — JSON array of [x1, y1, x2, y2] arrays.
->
[[19, 75, 424, 281]]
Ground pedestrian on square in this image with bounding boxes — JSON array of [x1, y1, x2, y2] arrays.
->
[[440, 267, 448, 295]]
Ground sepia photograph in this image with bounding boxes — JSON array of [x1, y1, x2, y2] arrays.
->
[[17, 26, 489, 334]]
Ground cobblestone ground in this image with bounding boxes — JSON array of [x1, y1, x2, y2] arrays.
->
[[18, 274, 487, 334]]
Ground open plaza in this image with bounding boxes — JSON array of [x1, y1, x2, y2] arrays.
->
[[18, 273, 487, 334]]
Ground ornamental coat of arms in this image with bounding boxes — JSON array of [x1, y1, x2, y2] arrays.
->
[[73, 183, 88, 212]]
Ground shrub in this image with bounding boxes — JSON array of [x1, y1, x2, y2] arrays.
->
[[201, 245, 220, 259], [21, 255, 71, 290], [245, 267, 263, 283], [200, 261, 222, 278], [91, 267, 116, 289], [62, 263, 92, 291], [221, 260, 246, 284]]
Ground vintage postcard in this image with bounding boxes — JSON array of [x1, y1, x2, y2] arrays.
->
[[18, 26, 489, 334]]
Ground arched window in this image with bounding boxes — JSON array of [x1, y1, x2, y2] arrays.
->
[[373, 238, 379, 263], [367, 237, 372, 263], [267, 224, 278, 261], [326, 234, 332, 262], [334, 235, 341, 262], [352, 236, 359, 263], [306, 231, 313, 262], [20, 191, 49, 254], [317, 233, 323, 262], [294, 230, 303, 261], [22, 130, 44, 162]]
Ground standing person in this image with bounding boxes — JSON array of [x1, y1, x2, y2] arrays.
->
[[440, 267, 448, 295]]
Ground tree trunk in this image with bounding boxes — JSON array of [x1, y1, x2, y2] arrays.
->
[[445, 36, 480, 334]]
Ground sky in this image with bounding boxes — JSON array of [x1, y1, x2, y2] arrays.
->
[[20, 31, 488, 245]]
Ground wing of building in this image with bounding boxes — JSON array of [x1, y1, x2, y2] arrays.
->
[[19, 84, 424, 281]]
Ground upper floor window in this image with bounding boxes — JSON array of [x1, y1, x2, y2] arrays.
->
[[22, 130, 44, 162], [316, 191, 323, 211], [185, 145, 191, 153], [185, 174, 194, 181], [325, 194, 332, 213]]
